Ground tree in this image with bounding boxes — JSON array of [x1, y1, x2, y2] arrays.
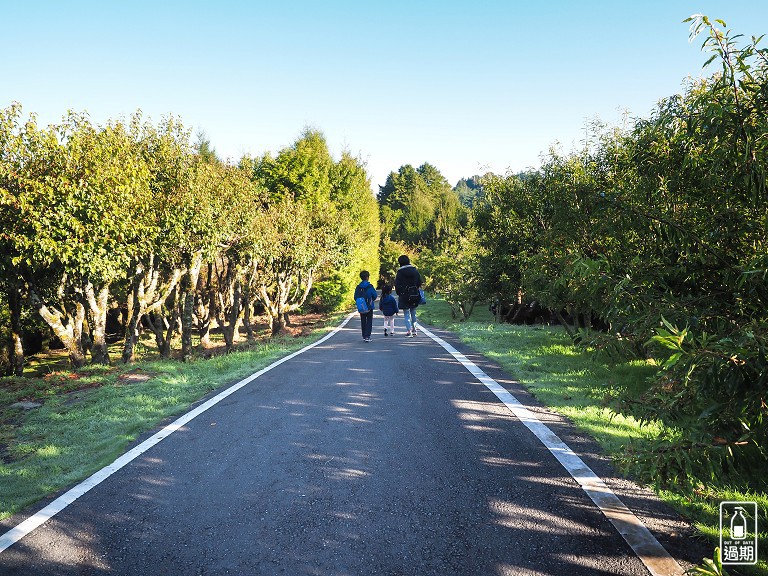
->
[[122, 115, 194, 362], [454, 176, 483, 207], [57, 115, 152, 364], [1, 107, 152, 367], [471, 171, 545, 318], [250, 131, 378, 327], [378, 163, 465, 250], [250, 197, 335, 334], [419, 228, 485, 320], [194, 130, 219, 164], [322, 151, 379, 307], [205, 164, 264, 351], [254, 128, 334, 207], [175, 159, 234, 360], [378, 164, 433, 245], [0, 103, 33, 374]]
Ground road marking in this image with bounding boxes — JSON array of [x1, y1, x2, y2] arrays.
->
[[418, 324, 685, 576], [0, 313, 355, 555]]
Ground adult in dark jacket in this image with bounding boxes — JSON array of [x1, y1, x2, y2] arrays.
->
[[394, 255, 422, 337], [354, 270, 378, 342]]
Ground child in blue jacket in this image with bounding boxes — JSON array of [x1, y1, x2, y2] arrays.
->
[[378, 285, 399, 336], [354, 271, 378, 341]]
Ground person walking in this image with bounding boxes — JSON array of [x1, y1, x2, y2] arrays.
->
[[378, 285, 399, 336], [354, 270, 378, 342], [394, 255, 422, 337]]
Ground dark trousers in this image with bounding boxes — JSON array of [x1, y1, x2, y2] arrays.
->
[[360, 311, 373, 339]]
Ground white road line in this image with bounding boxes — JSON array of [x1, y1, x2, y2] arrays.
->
[[418, 324, 685, 576], [0, 313, 355, 555]]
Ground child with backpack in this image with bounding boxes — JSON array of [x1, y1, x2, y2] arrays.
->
[[378, 285, 399, 336], [354, 270, 378, 342]]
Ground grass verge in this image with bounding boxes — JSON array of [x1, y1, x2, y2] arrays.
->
[[0, 313, 345, 521], [418, 298, 767, 575]]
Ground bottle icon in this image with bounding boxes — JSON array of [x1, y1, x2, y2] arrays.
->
[[731, 507, 748, 540]]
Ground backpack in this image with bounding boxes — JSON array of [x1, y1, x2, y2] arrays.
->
[[404, 285, 421, 308], [354, 284, 372, 313]]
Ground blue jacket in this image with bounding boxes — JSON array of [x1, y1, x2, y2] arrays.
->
[[379, 294, 398, 316], [354, 281, 377, 312]]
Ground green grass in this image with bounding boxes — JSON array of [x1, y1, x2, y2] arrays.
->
[[419, 303, 664, 457], [0, 314, 344, 521], [3, 302, 766, 572], [419, 298, 767, 574]]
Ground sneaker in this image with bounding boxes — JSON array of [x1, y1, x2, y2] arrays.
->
[[409, 332, 415, 338], [412, 328, 418, 335], [384, 329, 388, 337], [405, 330, 412, 337]]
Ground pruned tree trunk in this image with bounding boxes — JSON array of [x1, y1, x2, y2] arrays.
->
[[122, 258, 183, 363], [199, 262, 214, 348], [85, 281, 111, 365], [148, 312, 167, 357], [270, 313, 287, 336], [165, 302, 179, 357], [216, 278, 242, 352], [146, 282, 180, 360], [459, 300, 477, 321], [122, 262, 143, 364], [181, 252, 203, 362], [7, 280, 25, 376], [242, 283, 255, 341], [554, 309, 577, 341], [510, 303, 526, 324], [255, 267, 314, 337], [81, 320, 93, 357], [28, 283, 87, 369]]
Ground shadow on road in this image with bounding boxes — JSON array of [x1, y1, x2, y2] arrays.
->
[[0, 321, 691, 575]]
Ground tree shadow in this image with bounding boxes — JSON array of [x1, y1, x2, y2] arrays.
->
[[0, 321, 699, 575]]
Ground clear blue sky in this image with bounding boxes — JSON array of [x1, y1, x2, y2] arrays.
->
[[2, 1, 767, 191]]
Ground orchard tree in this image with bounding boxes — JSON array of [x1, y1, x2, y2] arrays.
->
[[205, 164, 264, 351], [122, 115, 194, 362], [174, 158, 235, 360], [0, 107, 152, 367], [472, 170, 547, 318], [419, 227, 485, 320], [60, 115, 152, 364], [0, 103, 35, 373], [250, 197, 337, 334]]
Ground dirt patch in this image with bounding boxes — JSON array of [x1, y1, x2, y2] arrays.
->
[[196, 313, 329, 357], [43, 371, 81, 384], [284, 312, 326, 337], [116, 370, 153, 385]]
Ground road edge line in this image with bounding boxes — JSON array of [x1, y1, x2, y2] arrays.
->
[[419, 323, 684, 576], [0, 313, 355, 555]]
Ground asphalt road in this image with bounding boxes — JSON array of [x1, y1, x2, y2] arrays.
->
[[0, 313, 703, 575]]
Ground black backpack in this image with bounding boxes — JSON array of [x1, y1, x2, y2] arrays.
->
[[404, 285, 421, 307]]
